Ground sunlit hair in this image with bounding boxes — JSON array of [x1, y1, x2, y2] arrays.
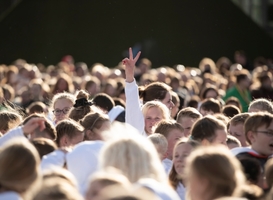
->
[[226, 135, 241, 147], [244, 112, 273, 144], [176, 107, 202, 123], [0, 110, 22, 134], [190, 115, 226, 143], [229, 113, 250, 126], [154, 120, 184, 138], [139, 81, 172, 104], [31, 138, 58, 159], [185, 145, 246, 200], [248, 98, 273, 114], [169, 138, 199, 189], [55, 119, 84, 146], [141, 100, 170, 120], [51, 92, 75, 110], [99, 124, 166, 183], [148, 133, 168, 157], [0, 138, 41, 198], [200, 98, 221, 113]]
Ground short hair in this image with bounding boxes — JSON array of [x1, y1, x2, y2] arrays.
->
[[248, 98, 273, 114], [222, 105, 241, 118], [141, 100, 170, 121], [235, 69, 250, 84], [201, 85, 219, 100], [176, 107, 202, 123], [0, 111, 22, 134], [191, 116, 226, 142], [55, 119, 84, 146], [154, 120, 184, 138], [227, 135, 241, 147], [229, 113, 250, 126], [139, 82, 172, 104], [225, 97, 242, 112], [244, 112, 273, 144], [214, 113, 230, 125], [31, 138, 57, 159], [200, 98, 221, 113], [148, 133, 168, 156], [92, 93, 115, 112]]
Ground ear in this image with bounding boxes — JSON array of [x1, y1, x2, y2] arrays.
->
[[246, 131, 256, 144], [85, 130, 95, 140], [201, 139, 210, 146], [60, 135, 69, 147]]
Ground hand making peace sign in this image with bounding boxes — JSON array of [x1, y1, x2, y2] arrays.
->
[[123, 47, 141, 83]]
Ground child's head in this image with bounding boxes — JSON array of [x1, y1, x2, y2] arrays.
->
[[225, 97, 242, 112], [80, 112, 111, 141], [56, 119, 84, 147], [222, 105, 241, 118], [228, 113, 250, 147], [191, 116, 227, 145], [185, 145, 245, 200], [140, 81, 174, 110], [176, 107, 202, 137], [0, 138, 41, 197], [154, 120, 184, 160], [142, 100, 170, 134], [92, 93, 115, 113], [169, 138, 199, 189], [244, 112, 273, 156], [227, 135, 241, 149], [0, 110, 22, 134], [31, 138, 58, 159], [148, 133, 168, 161], [51, 92, 75, 124], [248, 98, 273, 114], [199, 98, 221, 116], [26, 101, 48, 116]]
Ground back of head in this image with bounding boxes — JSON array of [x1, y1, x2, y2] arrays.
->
[[26, 101, 47, 115], [33, 177, 83, 200], [185, 145, 245, 200], [148, 133, 168, 156], [93, 93, 115, 112], [200, 98, 221, 114], [229, 113, 250, 126], [0, 138, 40, 194], [0, 110, 22, 134], [141, 82, 171, 104], [69, 90, 93, 121], [248, 98, 273, 114], [222, 105, 241, 118], [176, 107, 202, 123], [99, 131, 166, 183], [154, 120, 184, 138], [31, 138, 58, 159], [190, 116, 226, 143]]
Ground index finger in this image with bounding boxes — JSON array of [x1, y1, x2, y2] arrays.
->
[[129, 47, 133, 60]]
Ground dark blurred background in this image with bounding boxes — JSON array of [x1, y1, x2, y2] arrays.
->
[[0, 0, 273, 68]]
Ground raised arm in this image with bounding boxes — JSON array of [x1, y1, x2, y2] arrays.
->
[[123, 48, 146, 136]]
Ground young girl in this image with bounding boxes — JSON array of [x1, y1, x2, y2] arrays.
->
[[51, 92, 75, 124], [123, 47, 174, 136], [169, 138, 199, 200]]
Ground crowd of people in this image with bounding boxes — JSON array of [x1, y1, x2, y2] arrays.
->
[[0, 47, 273, 200]]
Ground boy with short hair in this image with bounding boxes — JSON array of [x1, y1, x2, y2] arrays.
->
[[148, 133, 168, 161]]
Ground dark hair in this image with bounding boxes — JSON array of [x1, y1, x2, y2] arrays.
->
[[31, 138, 57, 159], [26, 101, 47, 115], [139, 82, 171, 104], [235, 69, 250, 84], [222, 105, 241, 118], [69, 90, 93, 121], [200, 98, 221, 113], [225, 97, 242, 112], [92, 93, 115, 112], [191, 116, 226, 142], [201, 85, 219, 100]]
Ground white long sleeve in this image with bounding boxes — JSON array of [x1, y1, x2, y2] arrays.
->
[[41, 150, 66, 171], [0, 126, 25, 146], [125, 79, 146, 136]]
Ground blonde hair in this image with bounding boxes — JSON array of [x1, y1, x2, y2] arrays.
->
[[248, 98, 273, 114], [99, 128, 166, 183], [176, 107, 202, 123], [51, 92, 75, 109], [154, 120, 184, 138], [0, 138, 41, 196], [185, 145, 246, 200], [141, 100, 170, 120], [148, 133, 168, 157]]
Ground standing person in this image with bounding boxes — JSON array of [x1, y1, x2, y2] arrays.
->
[[123, 48, 174, 136], [223, 69, 252, 112], [169, 138, 199, 200]]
